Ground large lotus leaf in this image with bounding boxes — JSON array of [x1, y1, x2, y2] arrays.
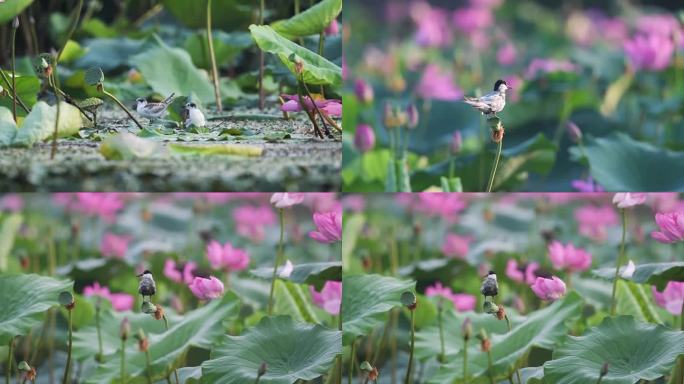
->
[[427, 292, 583, 383], [341, 213, 365, 272], [0, 107, 17, 147], [0, 0, 33, 24], [577, 133, 684, 191], [615, 280, 662, 324], [72, 307, 181, 361], [201, 315, 342, 384], [160, 0, 252, 30], [272, 0, 342, 38], [544, 315, 684, 384], [250, 261, 341, 290], [415, 308, 524, 361], [11, 101, 82, 147], [0, 213, 22, 272], [273, 279, 320, 324], [183, 31, 252, 70], [0, 274, 73, 345], [0, 72, 40, 116], [83, 292, 240, 383], [130, 36, 214, 103], [342, 274, 415, 345], [593, 262, 684, 290], [76, 38, 147, 71], [249, 25, 342, 86]]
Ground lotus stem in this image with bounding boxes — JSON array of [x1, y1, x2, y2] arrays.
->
[[6, 337, 14, 384], [486, 133, 503, 192], [348, 338, 356, 384], [404, 309, 415, 384], [50, 71, 61, 160], [267, 208, 284, 315], [161, 316, 179, 384], [120, 338, 126, 384], [294, 0, 300, 14], [56, 0, 83, 62], [144, 349, 152, 384], [610, 208, 626, 316], [463, 337, 468, 383], [11, 18, 18, 122], [258, 0, 265, 110], [437, 299, 445, 363], [206, 0, 222, 112], [100, 88, 144, 129], [318, 30, 325, 97], [61, 308, 73, 384], [0, 67, 29, 113], [486, 349, 494, 384], [95, 299, 103, 362]]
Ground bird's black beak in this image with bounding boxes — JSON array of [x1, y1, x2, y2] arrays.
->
[[136, 273, 143, 277]]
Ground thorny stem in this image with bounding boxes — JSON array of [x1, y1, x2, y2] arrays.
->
[[206, 0, 223, 112], [486, 133, 503, 192], [404, 310, 415, 384], [50, 71, 61, 160], [100, 88, 144, 129], [267, 208, 284, 315], [61, 309, 73, 384], [504, 315, 522, 384], [11, 18, 17, 122], [120, 338, 126, 384], [6, 337, 14, 384], [610, 209, 626, 316], [161, 316, 180, 384], [258, 0, 265, 110]]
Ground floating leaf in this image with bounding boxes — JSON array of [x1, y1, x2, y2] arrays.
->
[[201, 315, 341, 383], [0, 274, 73, 345], [250, 262, 341, 290], [169, 143, 263, 157], [249, 25, 342, 86], [342, 274, 415, 344], [272, 0, 342, 38], [10, 101, 83, 147], [543, 315, 684, 384], [99, 132, 163, 160]]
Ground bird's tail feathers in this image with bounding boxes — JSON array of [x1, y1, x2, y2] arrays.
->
[[163, 93, 176, 105]]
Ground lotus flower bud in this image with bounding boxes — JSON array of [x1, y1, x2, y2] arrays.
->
[[600, 362, 609, 377], [136, 329, 148, 352], [406, 103, 419, 129], [461, 318, 472, 341], [483, 301, 499, 315], [120, 318, 130, 341], [451, 131, 463, 154], [566, 121, 582, 143], [354, 79, 374, 104], [258, 362, 267, 377], [354, 124, 375, 153], [12, 17, 19, 29]]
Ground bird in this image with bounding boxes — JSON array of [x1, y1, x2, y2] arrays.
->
[[463, 80, 511, 117], [137, 270, 156, 302], [134, 93, 175, 120], [480, 270, 499, 300], [184, 102, 206, 128]]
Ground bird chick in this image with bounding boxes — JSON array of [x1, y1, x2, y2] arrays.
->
[[135, 93, 175, 120], [184, 102, 206, 128], [463, 80, 511, 117]]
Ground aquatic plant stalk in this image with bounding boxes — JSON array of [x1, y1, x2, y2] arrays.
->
[[6, 337, 14, 384], [61, 309, 73, 384], [0, 68, 29, 113], [258, 0, 265, 110], [486, 350, 494, 384], [11, 18, 18, 122], [437, 300, 445, 363], [50, 72, 61, 160], [486, 135, 503, 192], [120, 338, 126, 384], [206, 0, 223, 112], [95, 299, 103, 362], [348, 339, 356, 384], [610, 209, 626, 316], [267, 208, 284, 315], [144, 349, 152, 384], [463, 337, 468, 382], [404, 310, 415, 384], [99, 88, 144, 129]]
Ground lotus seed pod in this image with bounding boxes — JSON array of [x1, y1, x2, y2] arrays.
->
[[483, 300, 499, 315], [59, 291, 75, 310], [360, 361, 373, 372], [401, 291, 417, 310], [120, 318, 130, 341]]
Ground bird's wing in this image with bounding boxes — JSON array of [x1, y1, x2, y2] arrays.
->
[[478, 91, 500, 103], [144, 103, 169, 115]]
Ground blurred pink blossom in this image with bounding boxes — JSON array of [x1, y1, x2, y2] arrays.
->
[[547, 241, 592, 272], [304, 194, 341, 213], [309, 208, 342, 244], [75, 193, 125, 222], [624, 33, 674, 71], [280, 95, 342, 117], [0, 194, 23, 212], [412, 193, 466, 220], [188, 276, 224, 300], [354, 124, 375, 153], [574, 205, 618, 242], [342, 195, 366, 213], [636, 14, 682, 38], [354, 79, 374, 104], [531, 276, 566, 301], [325, 19, 339, 35], [233, 205, 276, 243], [441, 233, 471, 259], [506, 259, 539, 284], [410, 1, 453, 47], [524, 58, 578, 79], [652, 282, 684, 315], [503, 75, 522, 102], [206, 240, 250, 271], [83, 282, 134, 312], [310, 281, 342, 315], [651, 212, 684, 244], [416, 64, 463, 101], [469, 0, 502, 8], [163, 259, 196, 284], [452, 6, 493, 34], [571, 176, 604, 192], [497, 42, 517, 66], [425, 282, 476, 312], [100, 233, 131, 259], [271, 193, 305, 209], [613, 193, 646, 208]]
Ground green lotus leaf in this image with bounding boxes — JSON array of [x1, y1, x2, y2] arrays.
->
[[0, 274, 73, 345], [160, 0, 251, 30], [615, 280, 662, 324], [593, 262, 684, 290], [342, 274, 415, 345], [0, 0, 33, 25], [250, 261, 341, 290], [8, 101, 83, 147], [427, 292, 583, 383], [249, 25, 342, 86], [0, 71, 40, 117], [201, 315, 342, 384], [543, 315, 684, 384], [183, 31, 252, 70], [272, 0, 342, 39], [273, 279, 319, 324], [83, 292, 240, 383], [0, 213, 22, 272]]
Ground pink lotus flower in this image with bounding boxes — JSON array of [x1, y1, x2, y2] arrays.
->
[[612, 193, 647, 208], [450, 131, 463, 154], [410, 1, 453, 47], [270, 193, 305, 209], [452, 6, 493, 34], [531, 276, 567, 301], [624, 33, 675, 71], [354, 124, 375, 153], [636, 14, 682, 38], [412, 193, 466, 220], [324, 19, 339, 35], [524, 58, 578, 80], [547, 241, 592, 272], [233, 205, 276, 243], [100, 233, 131, 259], [441, 233, 471, 259], [574, 205, 618, 242], [310, 281, 342, 315], [163, 259, 197, 284], [280, 95, 342, 118], [571, 176, 604, 193], [354, 79, 374, 104], [309, 209, 342, 244], [75, 193, 125, 222], [497, 42, 517, 66], [506, 259, 539, 285], [188, 276, 224, 300], [416, 64, 464, 101], [206, 240, 250, 271], [425, 282, 476, 312], [651, 212, 684, 244], [0, 194, 23, 212], [83, 282, 134, 312], [652, 282, 684, 315]]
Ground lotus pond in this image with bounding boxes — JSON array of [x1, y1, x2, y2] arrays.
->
[[0, 0, 342, 191], [342, 0, 684, 192], [0, 192, 342, 383], [341, 193, 684, 383]]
